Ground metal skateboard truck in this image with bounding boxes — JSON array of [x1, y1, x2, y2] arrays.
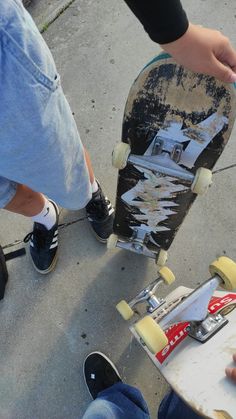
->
[[116, 256, 236, 353]]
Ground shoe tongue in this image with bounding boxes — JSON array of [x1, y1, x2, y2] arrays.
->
[[34, 222, 48, 231]]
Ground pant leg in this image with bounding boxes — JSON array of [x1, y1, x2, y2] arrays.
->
[[0, 0, 91, 210], [82, 382, 150, 419], [158, 391, 202, 419]]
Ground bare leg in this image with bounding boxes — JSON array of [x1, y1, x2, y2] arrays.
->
[[4, 148, 94, 217], [84, 147, 95, 184], [4, 184, 45, 217]]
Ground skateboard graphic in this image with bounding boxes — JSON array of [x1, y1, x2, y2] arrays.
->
[[116, 256, 236, 418], [108, 53, 236, 266]]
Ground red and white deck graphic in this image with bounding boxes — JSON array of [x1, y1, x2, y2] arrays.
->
[[155, 293, 236, 363]]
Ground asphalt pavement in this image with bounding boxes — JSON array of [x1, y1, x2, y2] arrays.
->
[[0, 1, 236, 418]]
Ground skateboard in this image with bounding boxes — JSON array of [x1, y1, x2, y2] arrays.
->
[[116, 256, 236, 418], [108, 53, 236, 266]]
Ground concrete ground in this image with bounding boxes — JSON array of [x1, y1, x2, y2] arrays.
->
[[1, 1, 236, 418]]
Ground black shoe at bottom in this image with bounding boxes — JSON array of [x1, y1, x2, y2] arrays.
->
[[83, 351, 122, 399]]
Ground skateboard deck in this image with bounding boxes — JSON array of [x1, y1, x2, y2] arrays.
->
[[116, 257, 236, 418], [132, 287, 236, 419], [111, 53, 236, 263]]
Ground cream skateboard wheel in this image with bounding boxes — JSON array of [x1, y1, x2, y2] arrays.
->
[[112, 143, 131, 169], [107, 234, 118, 250], [116, 300, 134, 320], [191, 167, 212, 195], [155, 249, 168, 267], [209, 256, 236, 290], [159, 266, 175, 285], [134, 316, 168, 353]]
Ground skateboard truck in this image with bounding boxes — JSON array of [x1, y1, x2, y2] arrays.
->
[[112, 138, 212, 195], [152, 135, 183, 164], [158, 274, 229, 343], [117, 257, 236, 352], [126, 138, 212, 195], [108, 230, 168, 266], [112, 229, 158, 258], [111, 136, 213, 262], [116, 266, 175, 320]]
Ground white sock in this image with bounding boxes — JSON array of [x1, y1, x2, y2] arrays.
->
[[31, 199, 57, 230], [91, 179, 99, 193]]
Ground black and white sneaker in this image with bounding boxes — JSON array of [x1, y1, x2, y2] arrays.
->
[[86, 182, 114, 243], [24, 201, 59, 274], [83, 352, 122, 399]]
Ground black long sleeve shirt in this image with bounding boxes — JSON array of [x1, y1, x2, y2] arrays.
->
[[123, 0, 189, 44]]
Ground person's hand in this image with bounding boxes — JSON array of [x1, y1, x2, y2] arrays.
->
[[225, 354, 236, 383], [161, 23, 236, 83]]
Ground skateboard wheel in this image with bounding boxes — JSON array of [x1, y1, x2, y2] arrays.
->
[[209, 256, 236, 291], [155, 249, 168, 267], [116, 300, 134, 320], [107, 234, 118, 250], [134, 316, 168, 354], [191, 167, 212, 195], [112, 143, 131, 169], [159, 266, 175, 285]]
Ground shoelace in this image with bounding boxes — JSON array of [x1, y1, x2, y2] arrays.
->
[[23, 229, 50, 248]]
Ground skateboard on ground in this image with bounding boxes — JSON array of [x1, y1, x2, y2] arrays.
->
[[116, 256, 236, 418], [108, 53, 236, 266]]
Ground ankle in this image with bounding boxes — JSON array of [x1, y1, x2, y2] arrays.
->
[[31, 199, 58, 230], [91, 179, 99, 194]]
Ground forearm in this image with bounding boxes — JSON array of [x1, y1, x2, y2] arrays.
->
[[123, 0, 189, 44]]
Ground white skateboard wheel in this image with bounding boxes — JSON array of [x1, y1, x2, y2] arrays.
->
[[159, 266, 175, 285], [191, 167, 212, 195], [209, 256, 236, 291], [134, 316, 168, 354], [107, 234, 118, 250], [112, 143, 131, 169], [116, 300, 134, 320]]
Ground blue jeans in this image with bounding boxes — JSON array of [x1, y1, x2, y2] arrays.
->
[[82, 383, 201, 419], [0, 0, 91, 209]]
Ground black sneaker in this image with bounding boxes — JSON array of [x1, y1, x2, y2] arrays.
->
[[85, 182, 114, 243], [24, 201, 59, 274], [83, 352, 122, 399]]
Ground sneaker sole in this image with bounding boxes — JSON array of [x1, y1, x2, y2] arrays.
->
[[88, 223, 110, 244], [83, 351, 122, 399]]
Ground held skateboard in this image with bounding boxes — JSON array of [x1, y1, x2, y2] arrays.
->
[[116, 256, 236, 418], [108, 53, 236, 266]]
